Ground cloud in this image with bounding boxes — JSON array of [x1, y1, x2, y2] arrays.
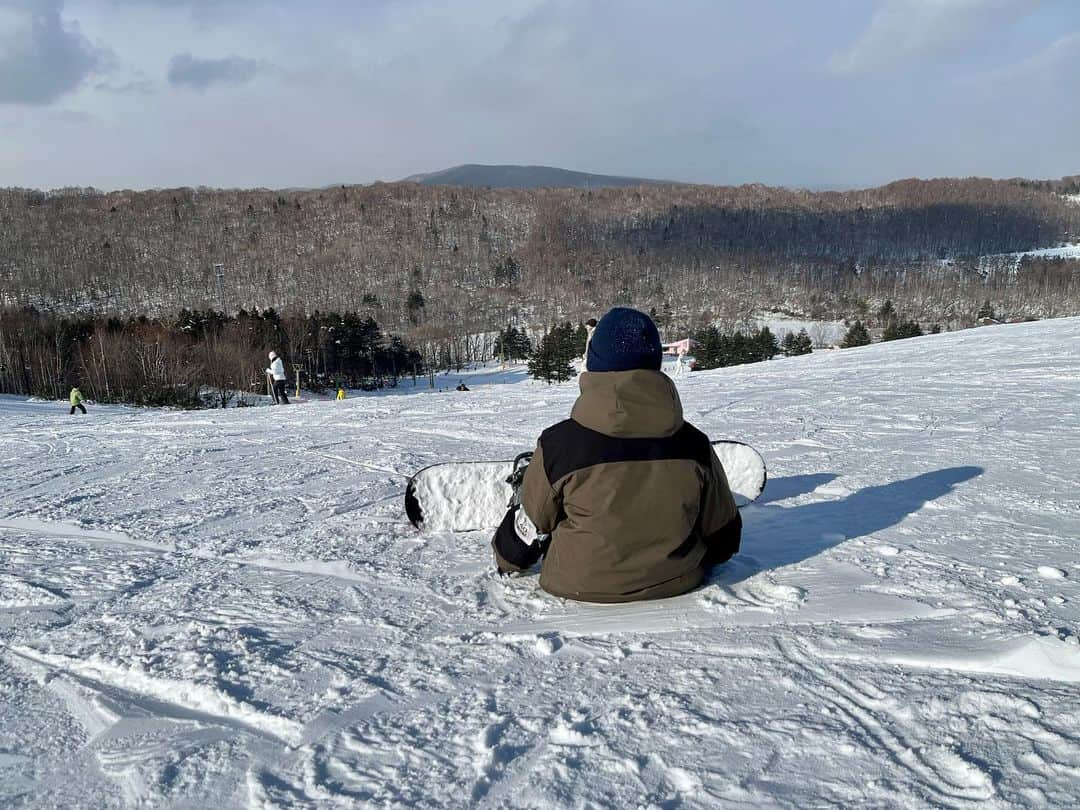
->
[[958, 30, 1080, 83], [167, 52, 263, 90], [108, 0, 300, 28], [0, 0, 110, 104], [95, 78, 156, 94], [829, 0, 1041, 76]]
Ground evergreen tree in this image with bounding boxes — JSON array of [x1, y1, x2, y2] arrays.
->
[[753, 326, 780, 361], [883, 319, 924, 341], [977, 300, 995, 320], [573, 323, 588, 357], [876, 299, 896, 326], [494, 327, 512, 361], [690, 326, 722, 370], [405, 290, 425, 324], [783, 328, 813, 356], [693, 325, 783, 369], [495, 326, 533, 361], [841, 320, 871, 348], [528, 324, 576, 383], [511, 327, 532, 360], [493, 255, 520, 286]]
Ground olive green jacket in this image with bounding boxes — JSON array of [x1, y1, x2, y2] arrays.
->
[[499, 369, 741, 603]]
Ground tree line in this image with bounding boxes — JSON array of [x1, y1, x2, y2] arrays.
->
[[0, 307, 421, 408], [2, 177, 1078, 348]]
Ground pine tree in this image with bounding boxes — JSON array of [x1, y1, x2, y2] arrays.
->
[[405, 290, 425, 324], [783, 328, 813, 356], [512, 327, 532, 359], [754, 326, 779, 361], [496, 326, 531, 361], [882, 318, 923, 341], [876, 300, 896, 326], [573, 323, 588, 357], [528, 324, 576, 383], [841, 320, 871, 348], [690, 326, 721, 370], [977, 300, 995, 320]]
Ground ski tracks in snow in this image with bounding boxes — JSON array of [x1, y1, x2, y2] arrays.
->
[[4, 321, 1080, 806]]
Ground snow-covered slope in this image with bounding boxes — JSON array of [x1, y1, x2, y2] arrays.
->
[[2, 319, 1080, 807], [979, 242, 1080, 272]]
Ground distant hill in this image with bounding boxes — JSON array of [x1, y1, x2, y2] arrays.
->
[[4, 176, 1079, 334], [400, 163, 672, 189]]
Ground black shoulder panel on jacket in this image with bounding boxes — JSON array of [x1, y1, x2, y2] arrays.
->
[[539, 419, 714, 485]]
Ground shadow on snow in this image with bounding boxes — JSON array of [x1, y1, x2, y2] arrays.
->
[[755, 473, 838, 505], [713, 465, 984, 587]]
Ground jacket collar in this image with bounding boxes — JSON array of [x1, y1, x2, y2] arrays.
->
[[571, 369, 684, 438]]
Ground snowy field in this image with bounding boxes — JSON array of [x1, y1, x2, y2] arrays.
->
[[2, 318, 1080, 808], [756, 313, 847, 347], [979, 242, 1080, 272]]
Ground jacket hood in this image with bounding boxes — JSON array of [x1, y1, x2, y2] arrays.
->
[[571, 369, 684, 438]]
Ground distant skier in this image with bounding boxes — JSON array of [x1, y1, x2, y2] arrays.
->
[[492, 307, 742, 602], [580, 317, 598, 371], [456, 381, 470, 392], [69, 385, 87, 415], [266, 351, 290, 404], [674, 341, 689, 377], [336, 385, 346, 401]]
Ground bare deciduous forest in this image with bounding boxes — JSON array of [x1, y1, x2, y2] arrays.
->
[[4, 177, 1079, 329], [1, 176, 1079, 404]]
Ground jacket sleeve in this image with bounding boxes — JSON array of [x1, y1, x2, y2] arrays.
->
[[491, 505, 542, 573], [491, 442, 559, 574], [699, 447, 742, 566], [520, 442, 561, 534]]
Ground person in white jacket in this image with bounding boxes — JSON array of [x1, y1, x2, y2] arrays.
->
[[581, 318, 598, 372], [266, 351, 290, 404]]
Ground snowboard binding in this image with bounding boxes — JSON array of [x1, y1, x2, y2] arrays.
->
[[505, 451, 533, 508]]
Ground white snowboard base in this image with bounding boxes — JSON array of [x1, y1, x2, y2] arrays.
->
[[405, 440, 766, 534]]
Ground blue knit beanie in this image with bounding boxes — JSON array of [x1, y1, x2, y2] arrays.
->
[[586, 307, 663, 373]]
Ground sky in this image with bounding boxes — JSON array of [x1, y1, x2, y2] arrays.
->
[[0, 0, 1078, 191]]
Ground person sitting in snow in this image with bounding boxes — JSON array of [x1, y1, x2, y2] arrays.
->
[[492, 307, 742, 602], [266, 351, 290, 404]]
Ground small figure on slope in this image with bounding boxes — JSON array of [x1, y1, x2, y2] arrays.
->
[[69, 385, 87, 415], [455, 380, 470, 392], [580, 317, 598, 371], [492, 307, 742, 602], [266, 351, 290, 404]]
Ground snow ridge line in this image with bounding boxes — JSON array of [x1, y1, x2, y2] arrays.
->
[[7, 646, 304, 747]]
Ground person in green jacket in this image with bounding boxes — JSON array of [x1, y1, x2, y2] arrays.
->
[[69, 386, 87, 415]]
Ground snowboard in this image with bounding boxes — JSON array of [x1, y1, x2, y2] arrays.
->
[[405, 440, 766, 534]]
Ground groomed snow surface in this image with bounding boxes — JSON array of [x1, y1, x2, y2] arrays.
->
[[2, 318, 1080, 808]]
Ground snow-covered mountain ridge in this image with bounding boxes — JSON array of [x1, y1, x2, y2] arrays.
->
[[2, 317, 1079, 807]]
